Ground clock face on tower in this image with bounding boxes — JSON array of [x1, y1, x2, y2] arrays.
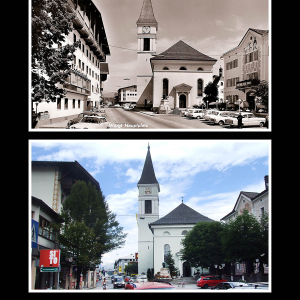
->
[[144, 188, 152, 195], [143, 26, 151, 34]]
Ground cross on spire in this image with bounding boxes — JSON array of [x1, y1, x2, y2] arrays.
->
[[181, 196, 184, 203]]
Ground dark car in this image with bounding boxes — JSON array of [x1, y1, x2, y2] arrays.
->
[[113, 276, 125, 289]]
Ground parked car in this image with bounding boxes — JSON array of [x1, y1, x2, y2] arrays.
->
[[69, 116, 109, 129], [181, 109, 194, 117], [210, 111, 235, 125], [114, 104, 121, 107], [224, 112, 266, 128], [136, 275, 148, 283], [211, 282, 249, 290], [124, 276, 131, 282], [125, 281, 176, 290], [113, 276, 125, 289], [196, 276, 227, 289], [186, 109, 205, 119], [203, 110, 218, 121], [67, 111, 102, 128]]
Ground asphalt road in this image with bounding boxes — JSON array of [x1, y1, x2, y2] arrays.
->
[[105, 108, 220, 130]]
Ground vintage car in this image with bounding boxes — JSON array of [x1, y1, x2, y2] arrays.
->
[[224, 112, 266, 128], [203, 110, 218, 121], [186, 109, 205, 119], [181, 109, 194, 117], [210, 111, 235, 125], [69, 116, 109, 129], [66, 111, 104, 128]]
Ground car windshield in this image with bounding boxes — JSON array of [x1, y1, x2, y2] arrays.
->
[[116, 277, 123, 282]]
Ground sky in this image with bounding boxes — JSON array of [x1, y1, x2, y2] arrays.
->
[[30, 139, 270, 269], [92, 0, 269, 93]]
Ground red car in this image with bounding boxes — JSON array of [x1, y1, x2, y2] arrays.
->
[[196, 276, 227, 289], [125, 281, 176, 290]]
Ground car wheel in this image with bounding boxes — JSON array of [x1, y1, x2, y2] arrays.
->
[[197, 116, 201, 119], [259, 122, 264, 127], [218, 120, 224, 125], [203, 284, 209, 289]]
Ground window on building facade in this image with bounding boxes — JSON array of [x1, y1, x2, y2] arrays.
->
[[181, 230, 188, 235], [64, 98, 68, 109], [163, 67, 169, 70], [39, 216, 56, 241], [144, 38, 150, 51], [145, 200, 152, 214], [180, 66, 187, 70], [197, 79, 203, 96], [197, 67, 203, 71], [163, 78, 169, 98], [164, 244, 170, 262], [57, 98, 61, 110]]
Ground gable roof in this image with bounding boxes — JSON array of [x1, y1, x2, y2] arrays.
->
[[151, 40, 217, 61], [137, 145, 159, 187], [136, 0, 158, 28], [150, 203, 214, 226]]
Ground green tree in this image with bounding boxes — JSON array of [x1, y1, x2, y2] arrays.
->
[[165, 251, 178, 277], [181, 222, 224, 272], [221, 210, 262, 274], [31, 0, 79, 104], [58, 180, 127, 288], [124, 262, 138, 276]]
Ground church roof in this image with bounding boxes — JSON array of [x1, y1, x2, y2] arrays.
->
[[136, 0, 158, 27], [150, 203, 214, 226], [137, 145, 159, 186], [151, 40, 217, 61]]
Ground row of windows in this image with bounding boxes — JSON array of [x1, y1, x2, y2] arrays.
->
[[73, 33, 101, 69], [74, 57, 100, 81], [57, 98, 82, 110], [162, 78, 203, 98], [226, 59, 238, 70], [162, 67, 204, 71], [226, 77, 240, 88], [245, 50, 259, 63]]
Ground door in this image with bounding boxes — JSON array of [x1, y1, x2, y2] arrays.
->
[[182, 261, 191, 277], [179, 94, 186, 108]]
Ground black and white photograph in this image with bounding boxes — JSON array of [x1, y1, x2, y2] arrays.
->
[[30, 0, 270, 131]]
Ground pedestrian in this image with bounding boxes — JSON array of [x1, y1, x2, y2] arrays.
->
[[237, 113, 243, 129], [102, 277, 107, 290]]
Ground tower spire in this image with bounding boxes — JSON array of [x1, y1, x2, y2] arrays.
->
[[136, 0, 158, 29]]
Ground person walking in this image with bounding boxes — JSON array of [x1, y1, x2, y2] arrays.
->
[[102, 277, 107, 290]]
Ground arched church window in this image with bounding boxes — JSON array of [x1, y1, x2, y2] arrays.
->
[[197, 67, 204, 71], [164, 244, 170, 262], [179, 66, 187, 70], [197, 79, 203, 96], [181, 230, 188, 235], [163, 67, 169, 70], [162, 78, 169, 98], [163, 231, 170, 235]]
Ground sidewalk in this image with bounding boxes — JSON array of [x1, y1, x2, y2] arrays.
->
[[38, 119, 69, 129]]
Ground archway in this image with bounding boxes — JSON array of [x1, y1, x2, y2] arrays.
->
[[179, 94, 186, 108], [182, 261, 191, 277]]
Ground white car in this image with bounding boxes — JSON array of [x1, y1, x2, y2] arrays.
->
[[69, 116, 109, 129], [186, 109, 205, 119], [136, 275, 148, 283], [224, 112, 266, 128], [203, 110, 218, 121], [210, 111, 234, 125], [114, 104, 121, 107], [181, 109, 194, 117]]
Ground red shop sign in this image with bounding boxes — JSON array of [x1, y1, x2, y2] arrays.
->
[[39, 249, 60, 268]]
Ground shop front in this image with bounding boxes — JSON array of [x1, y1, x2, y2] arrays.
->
[[236, 79, 259, 111]]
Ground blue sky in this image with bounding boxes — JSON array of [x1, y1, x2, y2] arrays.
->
[[30, 140, 270, 268]]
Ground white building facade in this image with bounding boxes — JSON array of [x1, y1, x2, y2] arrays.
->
[[35, 0, 110, 127]]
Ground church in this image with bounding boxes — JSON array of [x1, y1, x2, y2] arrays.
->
[[137, 145, 214, 277], [136, 0, 218, 112]]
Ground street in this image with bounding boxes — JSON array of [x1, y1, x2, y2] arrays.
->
[[104, 108, 267, 130]]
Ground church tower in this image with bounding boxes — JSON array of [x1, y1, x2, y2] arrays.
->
[[136, 0, 158, 108], [137, 144, 159, 274]]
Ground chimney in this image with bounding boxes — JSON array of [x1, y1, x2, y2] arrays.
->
[[264, 175, 268, 190]]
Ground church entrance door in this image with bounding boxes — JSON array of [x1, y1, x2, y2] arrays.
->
[[183, 261, 191, 277], [179, 94, 186, 108]]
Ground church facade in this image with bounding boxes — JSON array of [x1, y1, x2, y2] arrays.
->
[[137, 145, 214, 276], [136, 0, 217, 111]]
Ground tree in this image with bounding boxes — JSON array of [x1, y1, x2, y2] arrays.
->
[[181, 222, 224, 273], [31, 0, 79, 104], [221, 210, 262, 274], [165, 251, 178, 277], [253, 80, 269, 110], [203, 81, 219, 104], [58, 180, 127, 288], [124, 262, 138, 276]]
